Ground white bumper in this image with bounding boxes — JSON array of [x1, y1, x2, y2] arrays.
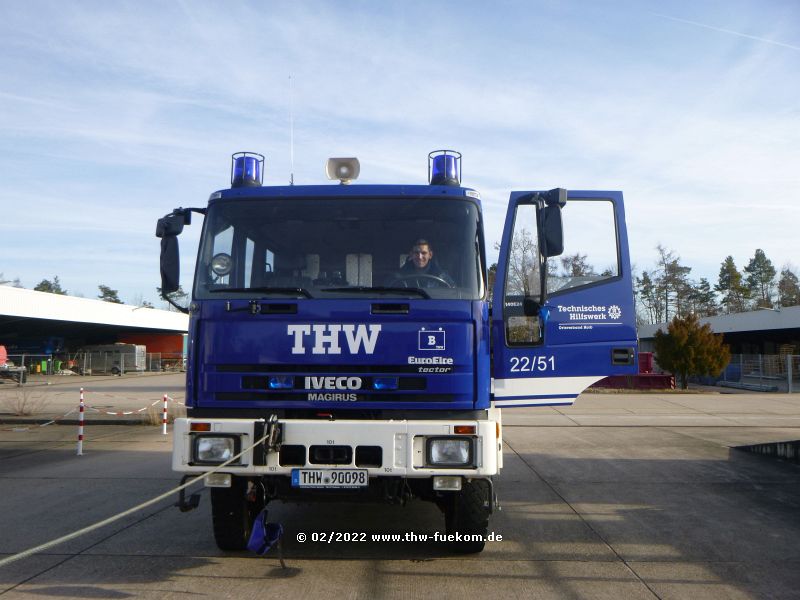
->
[[172, 413, 502, 478]]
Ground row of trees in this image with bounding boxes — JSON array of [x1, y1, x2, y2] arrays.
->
[[24, 276, 128, 304], [0, 274, 190, 310], [636, 246, 800, 324]]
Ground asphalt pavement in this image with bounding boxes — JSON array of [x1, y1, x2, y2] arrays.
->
[[1, 382, 799, 599]]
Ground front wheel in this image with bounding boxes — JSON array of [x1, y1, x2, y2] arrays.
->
[[443, 479, 491, 554], [210, 478, 263, 550]]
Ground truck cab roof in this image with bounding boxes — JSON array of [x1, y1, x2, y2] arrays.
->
[[209, 184, 481, 203]]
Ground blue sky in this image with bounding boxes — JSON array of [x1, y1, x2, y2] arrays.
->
[[1, 0, 798, 306]]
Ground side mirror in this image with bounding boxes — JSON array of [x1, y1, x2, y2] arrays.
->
[[160, 236, 180, 295], [155, 208, 202, 314], [156, 212, 184, 295], [530, 188, 566, 311], [540, 204, 564, 257], [156, 214, 188, 238], [538, 188, 565, 258]]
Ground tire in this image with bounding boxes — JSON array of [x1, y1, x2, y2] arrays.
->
[[210, 478, 263, 551], [444, 479, 491, 554], [111, 366, 121, 376]]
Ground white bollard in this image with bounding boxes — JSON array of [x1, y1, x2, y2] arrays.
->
[[162, 394, 168, 435], [77, 388, 85, 455]]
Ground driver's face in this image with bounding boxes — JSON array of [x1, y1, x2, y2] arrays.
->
[[411, 245, 432, 269]]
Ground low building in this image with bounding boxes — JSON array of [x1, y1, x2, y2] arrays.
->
[[638, 306, 800, 391], [0, 286, 188, 358], [638, 306, 800, 355]]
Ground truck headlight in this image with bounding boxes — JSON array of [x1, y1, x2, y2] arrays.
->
[[426, 437, 474, 467], [193, 435, 239, 465]]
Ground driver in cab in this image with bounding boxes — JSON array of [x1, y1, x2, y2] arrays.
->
[[397, 239, 454, 287]]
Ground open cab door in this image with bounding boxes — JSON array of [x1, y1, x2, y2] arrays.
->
[[491, 189, 638, 407]]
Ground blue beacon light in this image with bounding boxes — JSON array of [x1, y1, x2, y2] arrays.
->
[[231, 152, 265, 188], [428, 150, 462, 186]]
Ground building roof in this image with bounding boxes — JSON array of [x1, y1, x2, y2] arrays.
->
[[638, 305, 800, 339], [0, 286, 188, 332]]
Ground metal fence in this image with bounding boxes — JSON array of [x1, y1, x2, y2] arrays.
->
[[712, 354, 800, 393], [6, 352, 185, 376], [5, 354, 56, 375]]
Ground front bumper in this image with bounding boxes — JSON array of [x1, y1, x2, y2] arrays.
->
[[172, 414, 502, 478]]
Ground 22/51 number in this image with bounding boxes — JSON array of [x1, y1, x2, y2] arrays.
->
[[509, 356, 555, 372]]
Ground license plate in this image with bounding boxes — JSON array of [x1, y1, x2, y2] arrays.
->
[[291, 468, 368, 488]]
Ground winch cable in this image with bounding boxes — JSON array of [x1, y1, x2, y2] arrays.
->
[[0, 426, 273, 569]]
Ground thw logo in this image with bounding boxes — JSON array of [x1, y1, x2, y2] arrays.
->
[[287, 324, 382, 355]]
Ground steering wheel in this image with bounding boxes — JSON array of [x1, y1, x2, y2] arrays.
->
[[388, 274, 454, 289]]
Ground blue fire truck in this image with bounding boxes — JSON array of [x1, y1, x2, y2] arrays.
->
[[157, 151, 637, 553]]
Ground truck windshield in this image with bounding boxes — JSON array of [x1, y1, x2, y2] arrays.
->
[[194, 197, 484, 300]]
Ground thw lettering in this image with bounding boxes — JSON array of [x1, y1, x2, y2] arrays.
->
[[287, 324, 382, 355]]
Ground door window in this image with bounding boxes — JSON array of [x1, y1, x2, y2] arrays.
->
[[503, 198, 619, 345], [549, 200, 618, 294]]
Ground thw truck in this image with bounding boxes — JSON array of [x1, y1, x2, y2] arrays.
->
[[158, 151, 637, 553]]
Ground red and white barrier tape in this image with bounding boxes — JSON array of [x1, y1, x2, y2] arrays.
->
[[85, 398, 163, 416], [2, 391, 185, 436], [74, 391, 187, 454]]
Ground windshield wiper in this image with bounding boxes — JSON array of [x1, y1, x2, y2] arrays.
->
[[321, 286, 430, 299], [209, 287, 313, 298]]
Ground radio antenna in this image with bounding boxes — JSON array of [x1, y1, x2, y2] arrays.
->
[[289, 75, 295, 185]]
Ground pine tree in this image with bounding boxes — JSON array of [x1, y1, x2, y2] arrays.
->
[[33, 276, 67, 295], [687, 278, 718, 317], [744, 249, 776, 309], [715, 256, 748, 314], [98, 285, 123, 303], [777, 267, 800, 307]]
